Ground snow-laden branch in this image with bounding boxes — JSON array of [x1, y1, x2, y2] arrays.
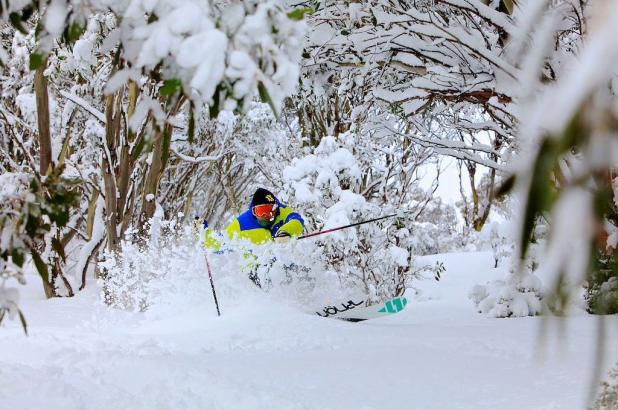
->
[[390, 128, 507, 171], [170, 147, 230, 163], [60, 91, 106, 124], [431, 146, 506, 171]]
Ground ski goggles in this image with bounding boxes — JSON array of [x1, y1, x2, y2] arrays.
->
[[252, 203, 278, 221]]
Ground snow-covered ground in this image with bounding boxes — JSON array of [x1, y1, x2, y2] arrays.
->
[[1, 251, 617, 410]]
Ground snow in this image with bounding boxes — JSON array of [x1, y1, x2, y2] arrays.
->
[[187, 31, 228, 101], [534, 3, 618, 136], [535, 188, 595, 292], [44, 0, 68, 37], [1, 250, 616, 409]]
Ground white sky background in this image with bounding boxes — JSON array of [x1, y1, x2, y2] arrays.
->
[[420, 157, 469, 205]]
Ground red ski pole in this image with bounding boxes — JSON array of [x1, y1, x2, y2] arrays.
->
[[296, 212, 408, 241]]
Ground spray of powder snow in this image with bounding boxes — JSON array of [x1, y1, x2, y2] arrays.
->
[[99, 219, 351, 320]]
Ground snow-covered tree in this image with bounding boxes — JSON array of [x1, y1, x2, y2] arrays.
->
[[0, 0, 309, 329], [292, 0, 522, 232]]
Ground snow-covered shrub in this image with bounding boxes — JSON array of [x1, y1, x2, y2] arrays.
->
[[279, 135, 424, 302], [0, 169, 79, 332], [469, 271, 543, 318], [591, 362, 618, 410], [409, 196, 461, 255], [99, 209, 197, 311], [470, 222, 545, 318], [585, 214, 618, 315], [586, 273, 618, 316]]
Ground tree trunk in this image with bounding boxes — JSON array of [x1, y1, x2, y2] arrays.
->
[[34, 57, 57, 299], [473, 167, 496, 232], [103, 93, 121, 252], [35, 57, 52, 175], [139, 97, 183, 228]]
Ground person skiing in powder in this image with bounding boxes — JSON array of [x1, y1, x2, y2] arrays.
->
[[204, 187, 304, 247], [203, 188, 305, 286]]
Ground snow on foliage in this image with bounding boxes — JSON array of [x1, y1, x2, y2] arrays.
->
[[469, 272, 543, 318], [0, 173, 33, 329], [7, 0, 306, 115], [469, 221, 544, 318], [0, 0, 309, 326], [100, 216, 346, 313], [279, 134, 448, 302], [0, 170, 79, 331], [509, 1, 618, 314]]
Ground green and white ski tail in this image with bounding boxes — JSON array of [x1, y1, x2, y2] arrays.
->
[[314, 296, 408, 322]]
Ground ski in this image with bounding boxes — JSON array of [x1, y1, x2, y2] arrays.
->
[[314, 296, 408, 322]]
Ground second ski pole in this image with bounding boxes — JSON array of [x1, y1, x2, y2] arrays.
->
[[204, 253, 221, 317]]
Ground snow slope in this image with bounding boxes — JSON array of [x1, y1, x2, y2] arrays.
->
[[1, 251, 617, 410]]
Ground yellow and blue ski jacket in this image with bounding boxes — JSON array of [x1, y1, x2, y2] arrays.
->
[[204, 196, 304, 249]]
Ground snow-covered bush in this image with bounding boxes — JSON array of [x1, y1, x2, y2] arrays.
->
[[470, 222, 545, 318], [586, 273, 618, 316], [478, 222, 514, 269], [410, 196, 461, 255], [0, 169, 79, 332], [279, 135, 425, 302], [0, 174, 29, 330], [99, 212, 208, 311], [469, 271, 543, 318], [0, 0, 309, 313]]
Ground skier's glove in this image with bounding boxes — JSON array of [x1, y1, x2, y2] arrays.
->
[[274, 232, 291, 244]]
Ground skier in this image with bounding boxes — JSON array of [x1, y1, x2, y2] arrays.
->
[[203, 188, 305, 286], [204, 187, 304, 248]]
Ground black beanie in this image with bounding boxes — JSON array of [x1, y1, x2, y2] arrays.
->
[[252, 188, 276, 206]]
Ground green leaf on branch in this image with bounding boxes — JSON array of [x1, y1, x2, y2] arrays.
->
[[520, 138, 557, 260], [132, 137, 147, 161], [495, 175, 516, 198], [257, 81, 278, 117], [159, 79, 182, 97], [209, 84, 222, 119], [11, 248, 25, 268], [20, 5, 35, 21], [25, 212, 39, 237], [29, 52, 44, 70], [519, 113, 586, 261], [52, 209, 70, 227], [287, 7, 314, 21], [161, 128, 171, 168], [9, 12, 28, 34], [64, 23, 85, 44]]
